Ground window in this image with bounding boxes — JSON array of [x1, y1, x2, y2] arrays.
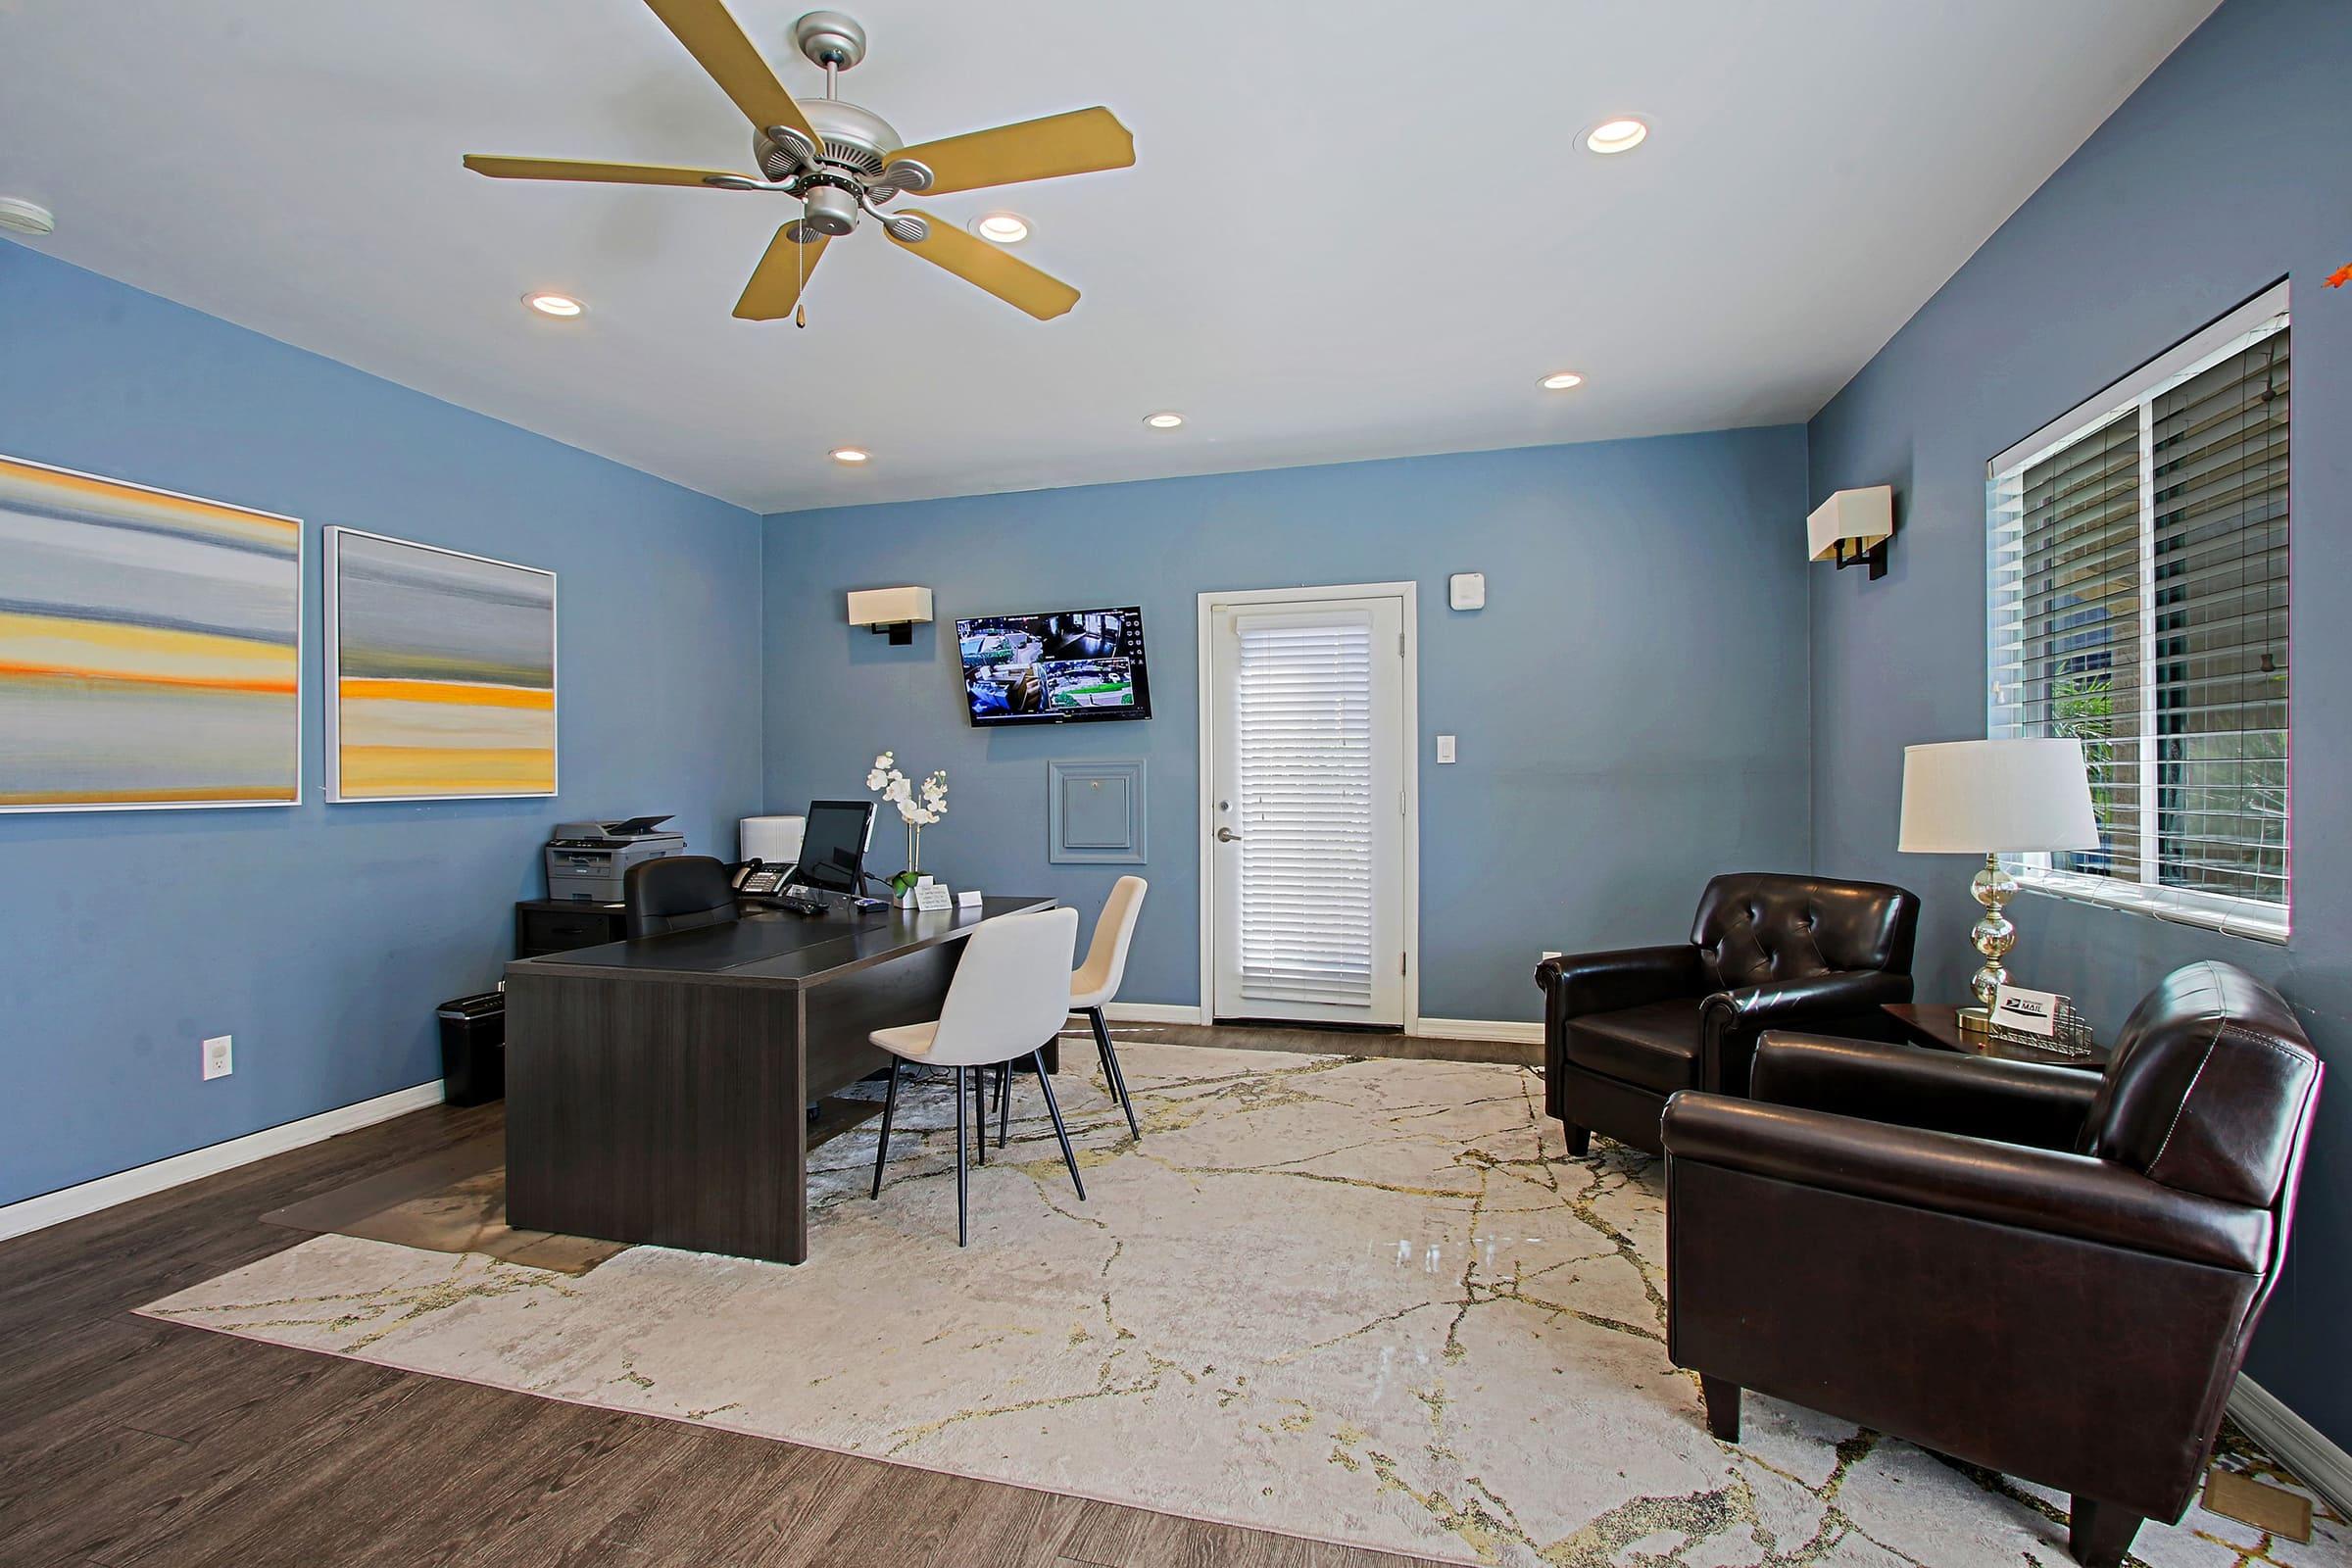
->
[[1986, 282, 2289, 941]]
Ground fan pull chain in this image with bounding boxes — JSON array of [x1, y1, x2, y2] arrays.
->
[[796, 210, 809, 328]]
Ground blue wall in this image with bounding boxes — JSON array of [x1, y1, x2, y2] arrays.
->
[[1807, 0, 2351, 1444], [0, 243, 764, 1207], [762, 428, 1812, 1022]]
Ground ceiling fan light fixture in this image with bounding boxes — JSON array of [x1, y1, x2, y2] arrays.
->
[[1540, 370, 1585, 391], [972, 213, 1030, 244], [1583, 117, 1650, 155], [1143, 412, 1185, 430], [523, 291, 586, 318], [830, 446, 872, 465]]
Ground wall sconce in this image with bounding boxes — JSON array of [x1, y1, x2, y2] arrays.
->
[[847, 586, 933, 646], [1807, 486, 1894, 580]]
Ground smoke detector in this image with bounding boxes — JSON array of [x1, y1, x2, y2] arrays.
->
[[0, 198, 56, 236]]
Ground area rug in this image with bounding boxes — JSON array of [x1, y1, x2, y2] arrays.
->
[[141, 1043, 2345, 1568]]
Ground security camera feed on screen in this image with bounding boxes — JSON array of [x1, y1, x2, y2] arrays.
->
[[956, 607, 1152, 726]]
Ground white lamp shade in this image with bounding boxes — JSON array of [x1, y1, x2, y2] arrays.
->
[[846, 586, 933, 626], [1807, 486, 1893, 563], [1898, 738, 2101, 855]]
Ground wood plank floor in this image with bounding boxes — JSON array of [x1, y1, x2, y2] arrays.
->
[[0, 1027, 1533, 1567]]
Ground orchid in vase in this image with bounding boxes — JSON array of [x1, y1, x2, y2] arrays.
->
[[865, 751, 947, 901]]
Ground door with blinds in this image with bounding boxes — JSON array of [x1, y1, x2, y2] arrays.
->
[[1207, 594, 1407, 1026]]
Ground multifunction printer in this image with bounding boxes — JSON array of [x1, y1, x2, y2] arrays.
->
[[544, 815, 686, 903]]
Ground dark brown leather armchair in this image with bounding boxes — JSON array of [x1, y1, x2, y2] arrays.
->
[[1535, 872, 1920, 1155], [1662, 960, 2323, 1567]]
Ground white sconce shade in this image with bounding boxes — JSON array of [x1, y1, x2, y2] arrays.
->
[[847, 586, 934, 646], [1807, 485, 1894, 564], [846, 586, 934, 627], [1898, 739, 2101, 854]]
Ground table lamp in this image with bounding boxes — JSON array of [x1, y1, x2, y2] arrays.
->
[[1898, 738, 2101, 1031]]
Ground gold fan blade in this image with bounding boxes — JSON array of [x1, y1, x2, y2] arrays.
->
[[886, 213, 1079, 320], [464, 155, 748, 188], [734, 226, 830, 320], [642, 0, 814, 140], [890, 107, 1134, 194]]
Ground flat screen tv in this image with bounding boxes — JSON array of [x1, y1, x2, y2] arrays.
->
[[956, 606, 1152, 726]]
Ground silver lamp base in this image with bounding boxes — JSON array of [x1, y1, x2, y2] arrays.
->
[[1959, 851, 2019, 1031]]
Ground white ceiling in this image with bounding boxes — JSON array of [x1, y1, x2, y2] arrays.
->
[[0, 0, 2216, 514]]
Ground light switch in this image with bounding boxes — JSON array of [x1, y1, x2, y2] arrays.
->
[[1436, 735, 1456, 763]]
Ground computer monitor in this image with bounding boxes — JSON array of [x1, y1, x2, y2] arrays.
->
[[793, 799, 876, 895]]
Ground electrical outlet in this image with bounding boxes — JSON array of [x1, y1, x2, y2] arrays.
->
[[1541, 951, 1562, 962], [202, 1034, 233, 1081]]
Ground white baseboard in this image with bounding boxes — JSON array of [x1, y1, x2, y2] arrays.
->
[[1101, 1002, 1207, 1026], [1414, 1017, 1544, 1045], [2230, 1374, 2352, 1514], [0, 1080, 446, 1245]]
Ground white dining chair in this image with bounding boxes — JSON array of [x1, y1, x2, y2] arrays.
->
[[867, 906, 1085, 1246], [1070, 875, 1148, 1140], [990, 874, 1151, 1144]]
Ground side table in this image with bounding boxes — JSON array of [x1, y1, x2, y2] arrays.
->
[[1881, 1003, 2109, 1072]]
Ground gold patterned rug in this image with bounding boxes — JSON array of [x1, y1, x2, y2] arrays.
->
[[141, 1044, 2343, 1567]]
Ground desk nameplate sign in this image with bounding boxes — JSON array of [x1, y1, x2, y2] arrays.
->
[[913, 882, 954, 912], [956, 889, 984, 908]]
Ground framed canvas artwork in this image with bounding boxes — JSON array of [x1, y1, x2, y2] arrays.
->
[[0, 453, 303, 812], [324, 527, 557, 802]]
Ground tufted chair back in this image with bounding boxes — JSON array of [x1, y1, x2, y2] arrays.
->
[[2082, 961, 2321, 1210], [1689, 872, 1919, 991]]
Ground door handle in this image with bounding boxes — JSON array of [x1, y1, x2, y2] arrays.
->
[[1215, 826, 1242, 843]]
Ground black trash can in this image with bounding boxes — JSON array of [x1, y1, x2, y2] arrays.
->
[[437, 991, 506, 1105]]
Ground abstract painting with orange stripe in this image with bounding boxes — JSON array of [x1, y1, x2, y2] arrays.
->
[[325, 529, 555, 800], [0, 455, 302, 810]]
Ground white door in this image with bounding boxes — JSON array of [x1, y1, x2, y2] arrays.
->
[[1207, 594, 1408, 1026]]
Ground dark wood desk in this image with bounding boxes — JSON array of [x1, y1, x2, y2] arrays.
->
[[1881, 1003, 2109, 1072], [503, 896, 1055, 1264]]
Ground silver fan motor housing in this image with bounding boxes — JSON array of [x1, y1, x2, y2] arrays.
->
[[755, 97, 903, 181]]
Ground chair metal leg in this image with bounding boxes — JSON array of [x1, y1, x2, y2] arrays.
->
[[998, 1062, 1012, 1149], [1088, 1006, 1141, 1140], [972, 1064, 989, 1165], [954, 1066, 970, 1247], [869, 1058, 902, 1200], [1033, 1049, 1087, 1200]]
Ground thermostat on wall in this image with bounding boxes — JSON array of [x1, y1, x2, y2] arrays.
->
[[1448, 572, 1486, 611]]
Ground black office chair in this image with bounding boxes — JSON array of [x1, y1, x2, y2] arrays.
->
[[623, 856, 739, 939]]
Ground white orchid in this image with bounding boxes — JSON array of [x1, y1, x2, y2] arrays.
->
[[868, 754, 949, 888]]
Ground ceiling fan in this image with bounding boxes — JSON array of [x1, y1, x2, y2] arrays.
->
[[464, 2, 1134, 322]]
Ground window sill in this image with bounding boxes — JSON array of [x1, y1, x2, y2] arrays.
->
[[2012, 870, 2289, 946]]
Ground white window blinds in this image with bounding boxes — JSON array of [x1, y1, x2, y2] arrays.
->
[[1233, 615, 1375, 1005], [1987, 283, 2289, 940]]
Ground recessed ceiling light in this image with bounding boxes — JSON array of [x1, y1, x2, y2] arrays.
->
[[522, 291, 585, 318], [0, 197, 56, 236], [1584, 117, 1649, 155], [971, 213, 1030, 244], [830, 446, 871, 465], [1143, 412, 1185, 430], [1540, 371, 1585, 391]]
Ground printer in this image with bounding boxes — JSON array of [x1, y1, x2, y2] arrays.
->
[[545, 815, 687, 903]]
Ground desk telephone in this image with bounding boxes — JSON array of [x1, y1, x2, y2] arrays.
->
[[729, 858, 792, 897], [728, 858, 826, 916]]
